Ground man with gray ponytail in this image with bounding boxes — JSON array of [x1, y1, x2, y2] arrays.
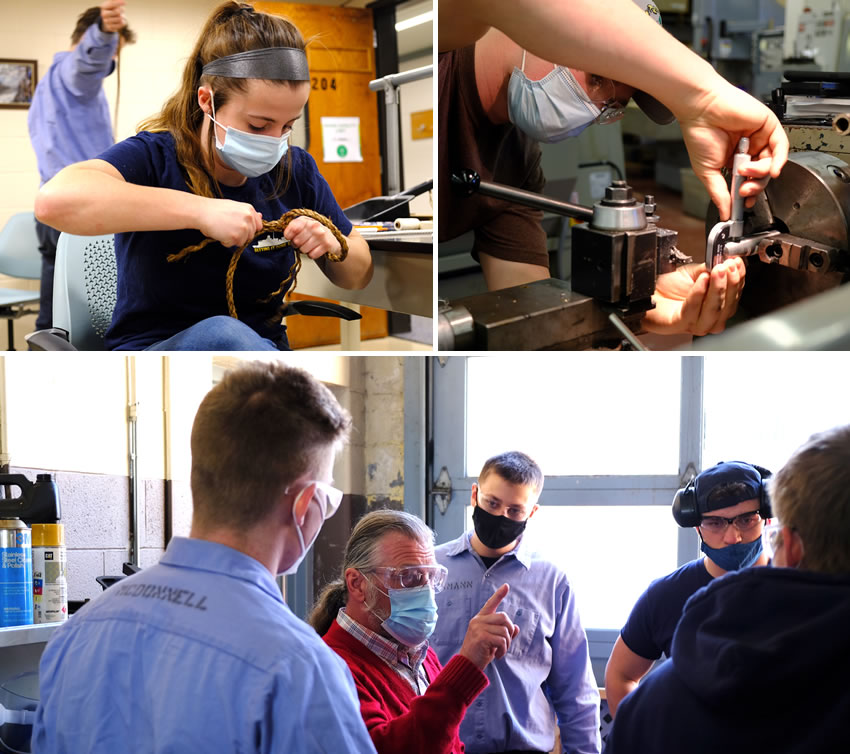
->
[[310, 509, 519, 754]]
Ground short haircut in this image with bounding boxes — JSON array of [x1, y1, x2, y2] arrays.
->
[[308, 509, 434, 635], [72, 7, 137, 45], [190, 361, 351, 530], [770, 424, 850, 573], [478, 451, 544, 494]]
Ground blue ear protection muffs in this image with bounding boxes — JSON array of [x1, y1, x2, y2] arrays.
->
[[672, 462, 772, 527]]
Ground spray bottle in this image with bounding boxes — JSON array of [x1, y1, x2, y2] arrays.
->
[[0, 472, 61, 629], [0, 518, 33, 628], [32, 524, 67, 624]]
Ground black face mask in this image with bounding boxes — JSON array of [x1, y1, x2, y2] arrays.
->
[[472, 504, 528, 550]]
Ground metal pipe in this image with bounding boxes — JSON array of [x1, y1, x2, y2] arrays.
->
[[368, 64, 433, 92], [368, 65, 434, 195], [126, 357, 139, 567], [451, 171, 594, 221]]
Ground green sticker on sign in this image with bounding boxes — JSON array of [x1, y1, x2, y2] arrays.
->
[[337, 145, 348, 157]]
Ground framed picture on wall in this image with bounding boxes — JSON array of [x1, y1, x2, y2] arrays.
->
[[0, 59, 37, 108]]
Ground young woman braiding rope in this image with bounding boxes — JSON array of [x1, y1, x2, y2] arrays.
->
[[35, 1, 372, 351]]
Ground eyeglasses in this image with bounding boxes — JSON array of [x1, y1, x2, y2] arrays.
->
[[699, 511, 762, 535], [583, 74, 626, 125], [367, 564, 449, 593], [289, 480, 343, 521], [763, 521, 784, 556]]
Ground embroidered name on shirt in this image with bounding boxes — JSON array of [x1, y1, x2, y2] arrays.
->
[[116, 583, 208, 611], [445, 580, 474, 590]]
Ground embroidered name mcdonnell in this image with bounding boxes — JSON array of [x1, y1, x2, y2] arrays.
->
[[116, 583, 208, 611]]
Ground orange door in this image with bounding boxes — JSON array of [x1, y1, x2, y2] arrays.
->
[[254, 2, 382, 208], [253, 2, 387, 347]]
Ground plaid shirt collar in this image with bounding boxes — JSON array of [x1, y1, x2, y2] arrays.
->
[[336, 608, 429, 675]]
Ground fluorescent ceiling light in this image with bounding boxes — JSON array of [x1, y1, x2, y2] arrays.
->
[[395, 10, 433, 32]]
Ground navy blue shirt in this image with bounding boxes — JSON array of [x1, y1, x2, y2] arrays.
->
[[98, 132, 352, 350], [606, 567, 850, 754], [620, 558, 713, 660]]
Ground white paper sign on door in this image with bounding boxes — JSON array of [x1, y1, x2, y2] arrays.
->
[[321, 116, 363, 163]]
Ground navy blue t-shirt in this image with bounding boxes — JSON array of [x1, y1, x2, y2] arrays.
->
[[98, 131, 352, 350], [620, 558, 713, 660]]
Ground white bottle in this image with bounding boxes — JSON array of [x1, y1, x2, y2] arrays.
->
[[32, 523, 67, 623]]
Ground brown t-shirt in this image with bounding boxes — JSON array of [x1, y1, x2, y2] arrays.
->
[[438, 45, 548, 267]]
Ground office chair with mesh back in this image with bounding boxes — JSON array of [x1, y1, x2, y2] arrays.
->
[[25, 232, 361, 351], [26, 231, 115, 351], [0, 212, 42, 350]]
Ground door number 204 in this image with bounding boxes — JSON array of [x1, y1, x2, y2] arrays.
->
[[312, 77, 337, 91]]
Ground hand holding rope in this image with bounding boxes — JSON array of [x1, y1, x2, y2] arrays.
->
[[167, 208, 348, 321]]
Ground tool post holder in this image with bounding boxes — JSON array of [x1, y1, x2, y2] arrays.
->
[[452, 171, 690, 313]]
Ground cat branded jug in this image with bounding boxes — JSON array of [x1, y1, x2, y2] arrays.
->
[[0, 518, 33, 627]]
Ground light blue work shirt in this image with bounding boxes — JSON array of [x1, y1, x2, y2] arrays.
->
[[433, 532, 601, 754], [32, 536, 377, 754], [27, 22, 117, 185]]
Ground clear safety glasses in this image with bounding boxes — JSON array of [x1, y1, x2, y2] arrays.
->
[[763, 521, 784, 557], [367, 564, 449, 593], [699, 510, 763, 535], [581, 73, 627, 125], [289, 480, 343, 520]]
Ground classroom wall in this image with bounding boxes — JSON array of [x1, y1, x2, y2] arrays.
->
[[0, 353, 415, 603]]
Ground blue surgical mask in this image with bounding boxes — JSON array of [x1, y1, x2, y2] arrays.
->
[[371, 583, 438, 647], [207, 97, 289, 178], [701, 537, 764, 572], [507, 51, 601, 143]]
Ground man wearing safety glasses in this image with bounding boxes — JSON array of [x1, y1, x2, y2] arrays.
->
[[33, 361, 377, 754], [605, 425, 850, 753], [309, 509, 519, 754], [605, 460, 772, 718], [438, 0, 789, 338]]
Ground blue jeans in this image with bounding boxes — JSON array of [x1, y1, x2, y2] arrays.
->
[[144, 316, 288, 351], [35, 219, 61, 330]]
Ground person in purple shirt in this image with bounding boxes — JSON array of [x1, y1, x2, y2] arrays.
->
[[35, 1, 372, 351], [27, 0, 136, 330]]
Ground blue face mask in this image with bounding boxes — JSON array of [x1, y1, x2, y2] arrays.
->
[[371, 583, 438, 647], [207, 97, 289, 178], [506, 51, 601, 143], [701, 536, 764, 572]]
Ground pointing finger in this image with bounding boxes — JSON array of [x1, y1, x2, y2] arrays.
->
[[477, 583, 509, 616]]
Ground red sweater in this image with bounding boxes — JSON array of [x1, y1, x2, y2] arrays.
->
[[324, 620, 488, 754]]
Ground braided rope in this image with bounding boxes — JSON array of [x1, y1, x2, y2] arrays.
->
[[167, 208, 348, 321]]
